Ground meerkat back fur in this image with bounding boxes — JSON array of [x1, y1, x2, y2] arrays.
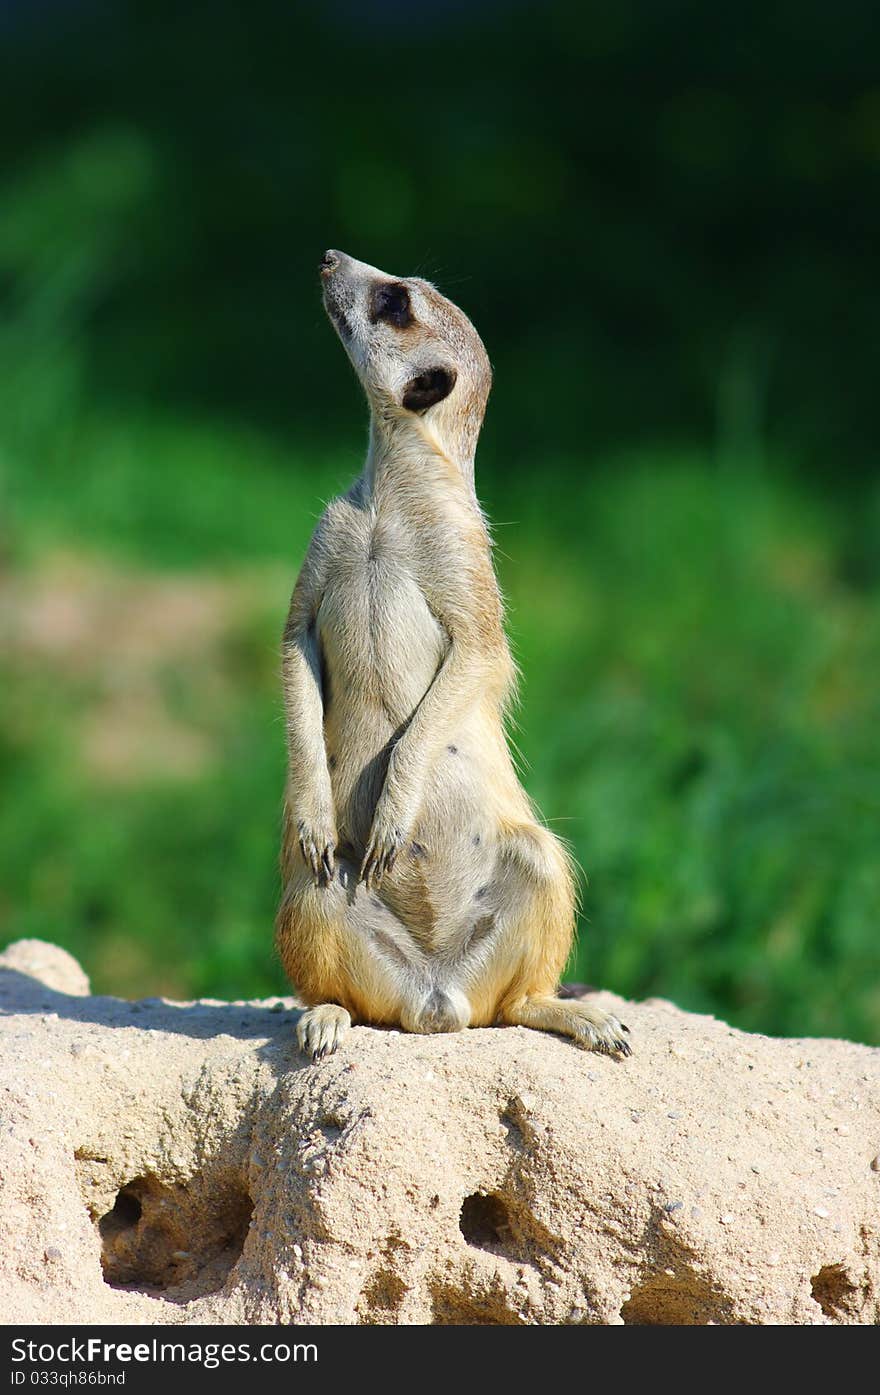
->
[[275, 250, 630, 1061]]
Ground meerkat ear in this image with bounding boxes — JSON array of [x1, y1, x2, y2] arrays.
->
[[401, 365, 457, 413]]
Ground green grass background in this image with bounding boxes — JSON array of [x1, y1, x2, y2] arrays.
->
[[1, 2, 879, 1043]]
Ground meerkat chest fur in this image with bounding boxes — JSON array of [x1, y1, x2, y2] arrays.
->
[[316, 484, 454, 729]]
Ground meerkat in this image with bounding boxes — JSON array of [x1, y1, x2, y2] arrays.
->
[[275, 250, 630, 1062]]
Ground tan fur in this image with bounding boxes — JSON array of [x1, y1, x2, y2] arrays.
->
[[275, 251, 630, 1060]]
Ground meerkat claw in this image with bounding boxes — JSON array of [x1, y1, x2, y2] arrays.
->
[[599, 1017, 633, 1057], [359, 852, 374, 890], [587, 1009, 632, 1057], [297, 822, 335, 887], [360, 829, 403, 891]]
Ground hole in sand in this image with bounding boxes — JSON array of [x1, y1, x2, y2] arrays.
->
[[102, 1188, 142, 1230], [458, 1186, 561, 1268], [97, 1174, 253, 1300], [459, 1192, 512, 1250], [810, 1263, 860, 1320]]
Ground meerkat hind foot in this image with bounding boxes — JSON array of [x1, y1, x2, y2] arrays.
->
[[296, 1004, 351, 1062], [504, 994, 631, 1057]]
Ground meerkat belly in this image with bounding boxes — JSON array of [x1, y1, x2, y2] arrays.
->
[[379, 708, 518, 956]]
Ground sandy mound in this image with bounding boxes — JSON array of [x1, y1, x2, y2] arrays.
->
[[1, 938, 877, 1325]]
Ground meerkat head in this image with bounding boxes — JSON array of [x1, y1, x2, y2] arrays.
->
[[319, 250, 492, 469]]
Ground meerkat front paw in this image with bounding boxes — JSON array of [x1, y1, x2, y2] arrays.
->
[[296, 816, 337, 886], [360, 804, 408, 890], [296, 1004, 351, 1061]]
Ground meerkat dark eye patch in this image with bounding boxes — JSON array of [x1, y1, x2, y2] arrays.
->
[[402, 366, 457, 413], [370, 281, 413, 329]]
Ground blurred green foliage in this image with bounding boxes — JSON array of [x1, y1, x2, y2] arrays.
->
[[3, 0, 880, 468], [0, 2, 878, 1041]]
